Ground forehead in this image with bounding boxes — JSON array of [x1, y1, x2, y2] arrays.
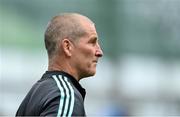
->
[[81, 21, 98, 37], [68, 14, 97, 37]]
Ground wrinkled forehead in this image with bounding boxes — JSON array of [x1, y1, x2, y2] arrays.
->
[[79, 18, 97, 36], [69, 15, 98, 40]]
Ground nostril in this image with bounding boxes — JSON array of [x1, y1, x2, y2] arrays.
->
[[95, 50, 103, 57], [95, 43, 103, 57]]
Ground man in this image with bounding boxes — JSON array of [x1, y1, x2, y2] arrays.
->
[[16, 13, 103, 116]]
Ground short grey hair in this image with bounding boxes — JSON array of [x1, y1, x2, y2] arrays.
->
[[44, 13, 93, 58]]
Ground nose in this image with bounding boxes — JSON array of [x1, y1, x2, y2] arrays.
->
[[95, 44, 103, 57]]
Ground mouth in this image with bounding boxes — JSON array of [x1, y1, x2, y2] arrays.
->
[[93, 60, 98, 63]]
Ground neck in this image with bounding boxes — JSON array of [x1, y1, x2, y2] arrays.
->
[[48, 57, 80, 81]]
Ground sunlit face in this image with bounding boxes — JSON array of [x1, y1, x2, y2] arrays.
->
[[71, 22, 103, 79]]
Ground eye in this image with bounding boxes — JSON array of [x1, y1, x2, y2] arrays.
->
[[88, 37, 97, 45]]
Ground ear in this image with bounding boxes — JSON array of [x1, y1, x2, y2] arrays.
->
[[61, 39, 73, 57]]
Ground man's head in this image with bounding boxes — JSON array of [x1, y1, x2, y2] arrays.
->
[[44, 13, 103, 80]]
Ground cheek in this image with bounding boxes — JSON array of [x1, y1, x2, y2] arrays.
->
[[79, 51, 94, 68], [81, 47, 94, 58], [83, 51, 94, 65], [76, 46, 95, 65]]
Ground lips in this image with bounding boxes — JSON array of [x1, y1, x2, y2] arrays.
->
[[93, 60, 98, 63]]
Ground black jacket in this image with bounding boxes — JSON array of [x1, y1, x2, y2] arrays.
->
[[16, 71, 86, 116]]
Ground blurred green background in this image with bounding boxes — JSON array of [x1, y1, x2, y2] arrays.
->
[[1, 0, 180, 116]]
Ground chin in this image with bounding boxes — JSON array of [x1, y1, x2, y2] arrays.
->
[[89, 70, 96, 76], [82, 70, 96, 78]]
